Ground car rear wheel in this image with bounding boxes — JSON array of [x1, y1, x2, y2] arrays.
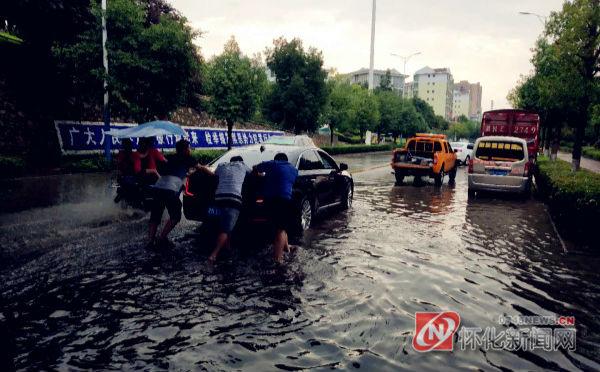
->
[[394, 171, 405, 185], [434, 164, 445, 186], [448, 164, 457, 181]]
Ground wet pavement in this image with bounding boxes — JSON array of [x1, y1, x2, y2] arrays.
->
[[1, 152, 600, 371]]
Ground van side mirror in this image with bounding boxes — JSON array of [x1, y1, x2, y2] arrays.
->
[[339, 163, 348, 171]]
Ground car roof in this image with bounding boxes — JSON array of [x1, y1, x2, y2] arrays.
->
[[210, 144, 322, 169], [475, 136, 527, 144]]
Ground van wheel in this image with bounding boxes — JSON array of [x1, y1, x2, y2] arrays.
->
[[394, 171, 405, 185], [434, 164, 445, 186], [448, 165, 457, 181]]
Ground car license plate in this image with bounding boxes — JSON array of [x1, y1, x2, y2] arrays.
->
[[489, 169, 508, 176]]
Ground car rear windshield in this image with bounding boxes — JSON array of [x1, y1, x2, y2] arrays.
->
[[475, 141, 525, 161], [264, 136, 296, 145]]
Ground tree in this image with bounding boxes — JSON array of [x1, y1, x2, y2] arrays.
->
[[411, 97, 438, 129], [324, 76, 355, 145], [376, 90, 402, 139], [396, 101, 427, 140], [206, 37, 268, 149], [53, 0, 203, 122], [545, 0, 599, 170], [349, 84, 379, 139], [264, 37, 328, 133], [377, 69, 393, 92]]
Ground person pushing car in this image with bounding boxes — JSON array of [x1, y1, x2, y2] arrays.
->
[[255, 152, 298, 263]]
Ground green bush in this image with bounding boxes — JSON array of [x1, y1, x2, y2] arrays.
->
[[0, 156, 26, 178], [61, 155, 112, 173], [321, 144, 393, 155], [191, 149, 226, 164], [336, 132, 364, 145], [535, 156, 600, 246], [583, 146, 600, 161]]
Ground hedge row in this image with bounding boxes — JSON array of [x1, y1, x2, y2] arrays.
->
[[583, 146, 600, 161], [321, 144, 394, 155], [535, 156, 600, 246]]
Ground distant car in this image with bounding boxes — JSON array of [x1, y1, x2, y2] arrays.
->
[[391, 133, 458, 186], [263, 135, 315, 147], [450, 142, 473, 165], [183, 143, 353, 234], [468, 136, 532, 196]]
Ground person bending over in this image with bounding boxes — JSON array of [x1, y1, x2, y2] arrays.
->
[[198, 156, 251, 262], [255, 152, 298, 263]]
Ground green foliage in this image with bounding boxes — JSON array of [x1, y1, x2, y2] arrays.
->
[[375, 90, 402, 135], [445, 116, 480, 140], [205, 37, 268, 147], [52, 0, 203, 122], [321, 144, 393, 155], [583, 146, 600, 161], [0, 156, 26, 177], [191, 149, 226, 165], [264, 38, 328, 134], [536, 156, 600, 245], [350, 85, 380, 138], [509, 0, 600, 166], [61, 155, 111, 173], [412, 97, 438, 128], [376, 69, 393, 92]]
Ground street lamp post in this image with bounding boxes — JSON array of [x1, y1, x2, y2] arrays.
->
[[390, 51, 422, 76], [368, 0, 376, 91], [101, 0, 111, 162], [518, 11, 547, 26]]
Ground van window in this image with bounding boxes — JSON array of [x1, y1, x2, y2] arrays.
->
[[475, 141, 525, 161], [434, 142, 442, 152], [407, 140, 416, 151]]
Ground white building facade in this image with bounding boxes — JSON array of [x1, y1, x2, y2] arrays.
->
[[347, 68, 407, 95], [413, 66, 454, 120]]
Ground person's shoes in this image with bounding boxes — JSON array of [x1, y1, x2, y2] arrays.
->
[[157, 237, 175, 250]]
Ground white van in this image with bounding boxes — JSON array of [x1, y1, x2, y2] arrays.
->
[[468, 136, 532, 195]]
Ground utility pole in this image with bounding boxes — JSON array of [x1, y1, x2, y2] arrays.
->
[[368, 0, 376, 91], [101, 0, 111, 162]]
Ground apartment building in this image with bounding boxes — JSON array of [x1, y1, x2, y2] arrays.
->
[[346, 68, 407, 94], [413, 66, 454, 120]]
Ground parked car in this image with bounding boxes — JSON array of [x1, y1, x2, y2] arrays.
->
[[468, 136, 532, 196], [391, 133, 458, 186], [183, 142, 353, 234], [450, 142, 473, 165]]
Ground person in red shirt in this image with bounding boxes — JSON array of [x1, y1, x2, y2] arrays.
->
[[139, 137, 166, 185], [117, 138, 141, 176]]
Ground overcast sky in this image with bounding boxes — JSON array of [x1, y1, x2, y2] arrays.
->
[[170, 0, 564, 111]]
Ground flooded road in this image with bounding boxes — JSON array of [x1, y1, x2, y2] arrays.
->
[[1, 152, 599, 371]]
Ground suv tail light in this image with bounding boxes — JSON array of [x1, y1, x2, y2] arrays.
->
[[184, 178, 194, 196], [468, 158, 474, 173]]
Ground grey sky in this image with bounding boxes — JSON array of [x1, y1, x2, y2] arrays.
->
[[171, 0, 564, 111]]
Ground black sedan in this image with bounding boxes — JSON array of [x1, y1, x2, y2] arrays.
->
[[183, 143, 353, 234]]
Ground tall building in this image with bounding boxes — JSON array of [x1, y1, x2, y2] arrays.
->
[[346, 68, 407, 94], [413, 66, 454, 120], [452, 80, 482, 121]]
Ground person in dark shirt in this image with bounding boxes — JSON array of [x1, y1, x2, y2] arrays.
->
[[147, 139, 198, 249], [255, 153, 299, 263]]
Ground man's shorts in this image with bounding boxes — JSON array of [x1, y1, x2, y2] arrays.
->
[[264, 197, 295, 231], [150, 188, 182, 224], [217, 207, 241, 234]]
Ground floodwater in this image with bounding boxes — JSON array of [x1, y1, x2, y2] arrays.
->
[[1, 152, 599, 371]]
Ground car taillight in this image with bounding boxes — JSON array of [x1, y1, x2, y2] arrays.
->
[[184, 178, 194, 196], [433, 153, 438, 165], [524, 161, 531, 176], [468, 158, 474, 173]]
